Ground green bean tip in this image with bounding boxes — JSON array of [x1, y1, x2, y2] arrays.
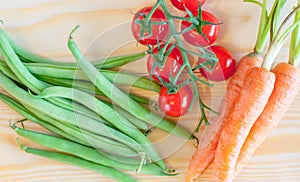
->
[[69, 25, 80, 39], [9, 120, 17, 130], [16, 138, 27, 151], [163, 168, 178, 176]]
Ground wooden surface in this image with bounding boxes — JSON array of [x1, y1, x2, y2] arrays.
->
[[1, 0, 300, 181]]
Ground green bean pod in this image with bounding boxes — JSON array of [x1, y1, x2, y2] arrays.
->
[[106, 103, 149, 130], [17, 45, 147, 69], [12, 125, 169, 175], [68, 27, 193, 140], [24, 104, 140, 157], [0, 72, 146, 157], [0, 28, 146, 69], [35, 75, 150, 105], [0, 59, 139, 156], [0, 62, 113, 127], [0, 91, 141, 160], [0, 31, 115, 126], [0, 92, 84, 144], [24, 63, 161, 93], [35, 86, 166, 169], [18, 144, 137, 182]]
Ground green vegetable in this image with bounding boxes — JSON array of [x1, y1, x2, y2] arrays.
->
[[23, 62, 161, 93], [68, 26, 193, 141], [0, 28, 146, 68], [12, 124, 168, 175], [18, 142, 137, 182], [34, 86, 167, 169], [0, 71, 143, 157]]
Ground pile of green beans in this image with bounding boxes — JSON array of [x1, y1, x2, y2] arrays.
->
[[0, 27, 193, 181]]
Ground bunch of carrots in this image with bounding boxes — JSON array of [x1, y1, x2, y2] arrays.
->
[[186, 0, 300, 181]]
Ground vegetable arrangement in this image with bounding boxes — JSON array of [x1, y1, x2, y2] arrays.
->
[[0, 0, 299, 181], [186, 0, 300, 181]]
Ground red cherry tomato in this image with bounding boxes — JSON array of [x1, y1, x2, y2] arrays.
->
[[198, 45, 236, 82], [170, 0, 206, 12], [131, 7, 169, 46], [158, 85, 193, 117], [181, 10, 220, 47], [147, 44, 184, 83]]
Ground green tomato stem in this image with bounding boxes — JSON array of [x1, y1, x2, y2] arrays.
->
[[159, 0, 212, 130]]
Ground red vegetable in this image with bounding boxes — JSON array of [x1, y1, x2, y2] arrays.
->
[[158, 85, 193, 117], [170, 0, 206, 12], [147, 44, 184, 82], [198, 45, 236, 82], [181, 10, 220, 47], [131, 7, 169, 45]]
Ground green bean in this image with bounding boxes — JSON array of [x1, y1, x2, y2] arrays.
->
[[12, 125, 169, 175], [0, 57, 113, 128], [35, 75, 150, 105], [0, 61, 20, 82], [18, 143, 137, 182], [0, 90, 142, 164], [24, 104, 140, 158], [0, 31, 108, 126], [24, 62, 161, 93], [0, 72, 145, 157], [17, 45, 147, 69], [0, 54, 137, 156], [68, 26, 193, 140], [0, 28, 146, 69], [0, 89, 137, 157], [30, 78, 148, 130], [35, 86, 166, 169], [105, 101, 149, 130], [0, 92, 83, 144]]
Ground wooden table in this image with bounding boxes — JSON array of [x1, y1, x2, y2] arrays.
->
[[1, 0, 300, 181]]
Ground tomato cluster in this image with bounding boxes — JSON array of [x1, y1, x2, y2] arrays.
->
[[131, 0, 236, 117]]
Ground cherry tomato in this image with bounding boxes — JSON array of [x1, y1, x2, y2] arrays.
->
[[158, 85, 193, 117], [198, 45, 236, 82], [147, 44, 184, 83], [131, 7, 169, 46], [170, 0, 206, 12], [181, 10, 220, 47]]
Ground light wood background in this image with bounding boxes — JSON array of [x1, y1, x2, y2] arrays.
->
[[0, 0, 300, 181]]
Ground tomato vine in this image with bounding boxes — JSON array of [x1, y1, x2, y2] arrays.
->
[[131, 0, 224, 132]]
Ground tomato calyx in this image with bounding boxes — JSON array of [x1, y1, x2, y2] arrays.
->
[[148, 43, 177, 68], [182, 7, 221, 43], [147, 43, 186, 83], [158, 80, 193, 117], [135, 13, 168, 41]]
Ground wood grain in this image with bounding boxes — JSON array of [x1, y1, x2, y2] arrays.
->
[[0, 0, 300, 181]]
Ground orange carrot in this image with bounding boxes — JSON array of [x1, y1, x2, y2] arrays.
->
[[213, 67, 275, 182], [234, 62, 300, 175], [185, 53, 263, 182]]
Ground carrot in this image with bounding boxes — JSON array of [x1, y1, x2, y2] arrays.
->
[[185, 53, 263, 181], [185, 1, 299, 181], [185, 1, 282, 180], [235, 1, 300, 175], [234, 62, 300, 175], [213, 67, 275, 182]]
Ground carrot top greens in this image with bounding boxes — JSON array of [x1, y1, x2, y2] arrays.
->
[[289, 0, 300, 67], [263, 4, 300, 69]]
